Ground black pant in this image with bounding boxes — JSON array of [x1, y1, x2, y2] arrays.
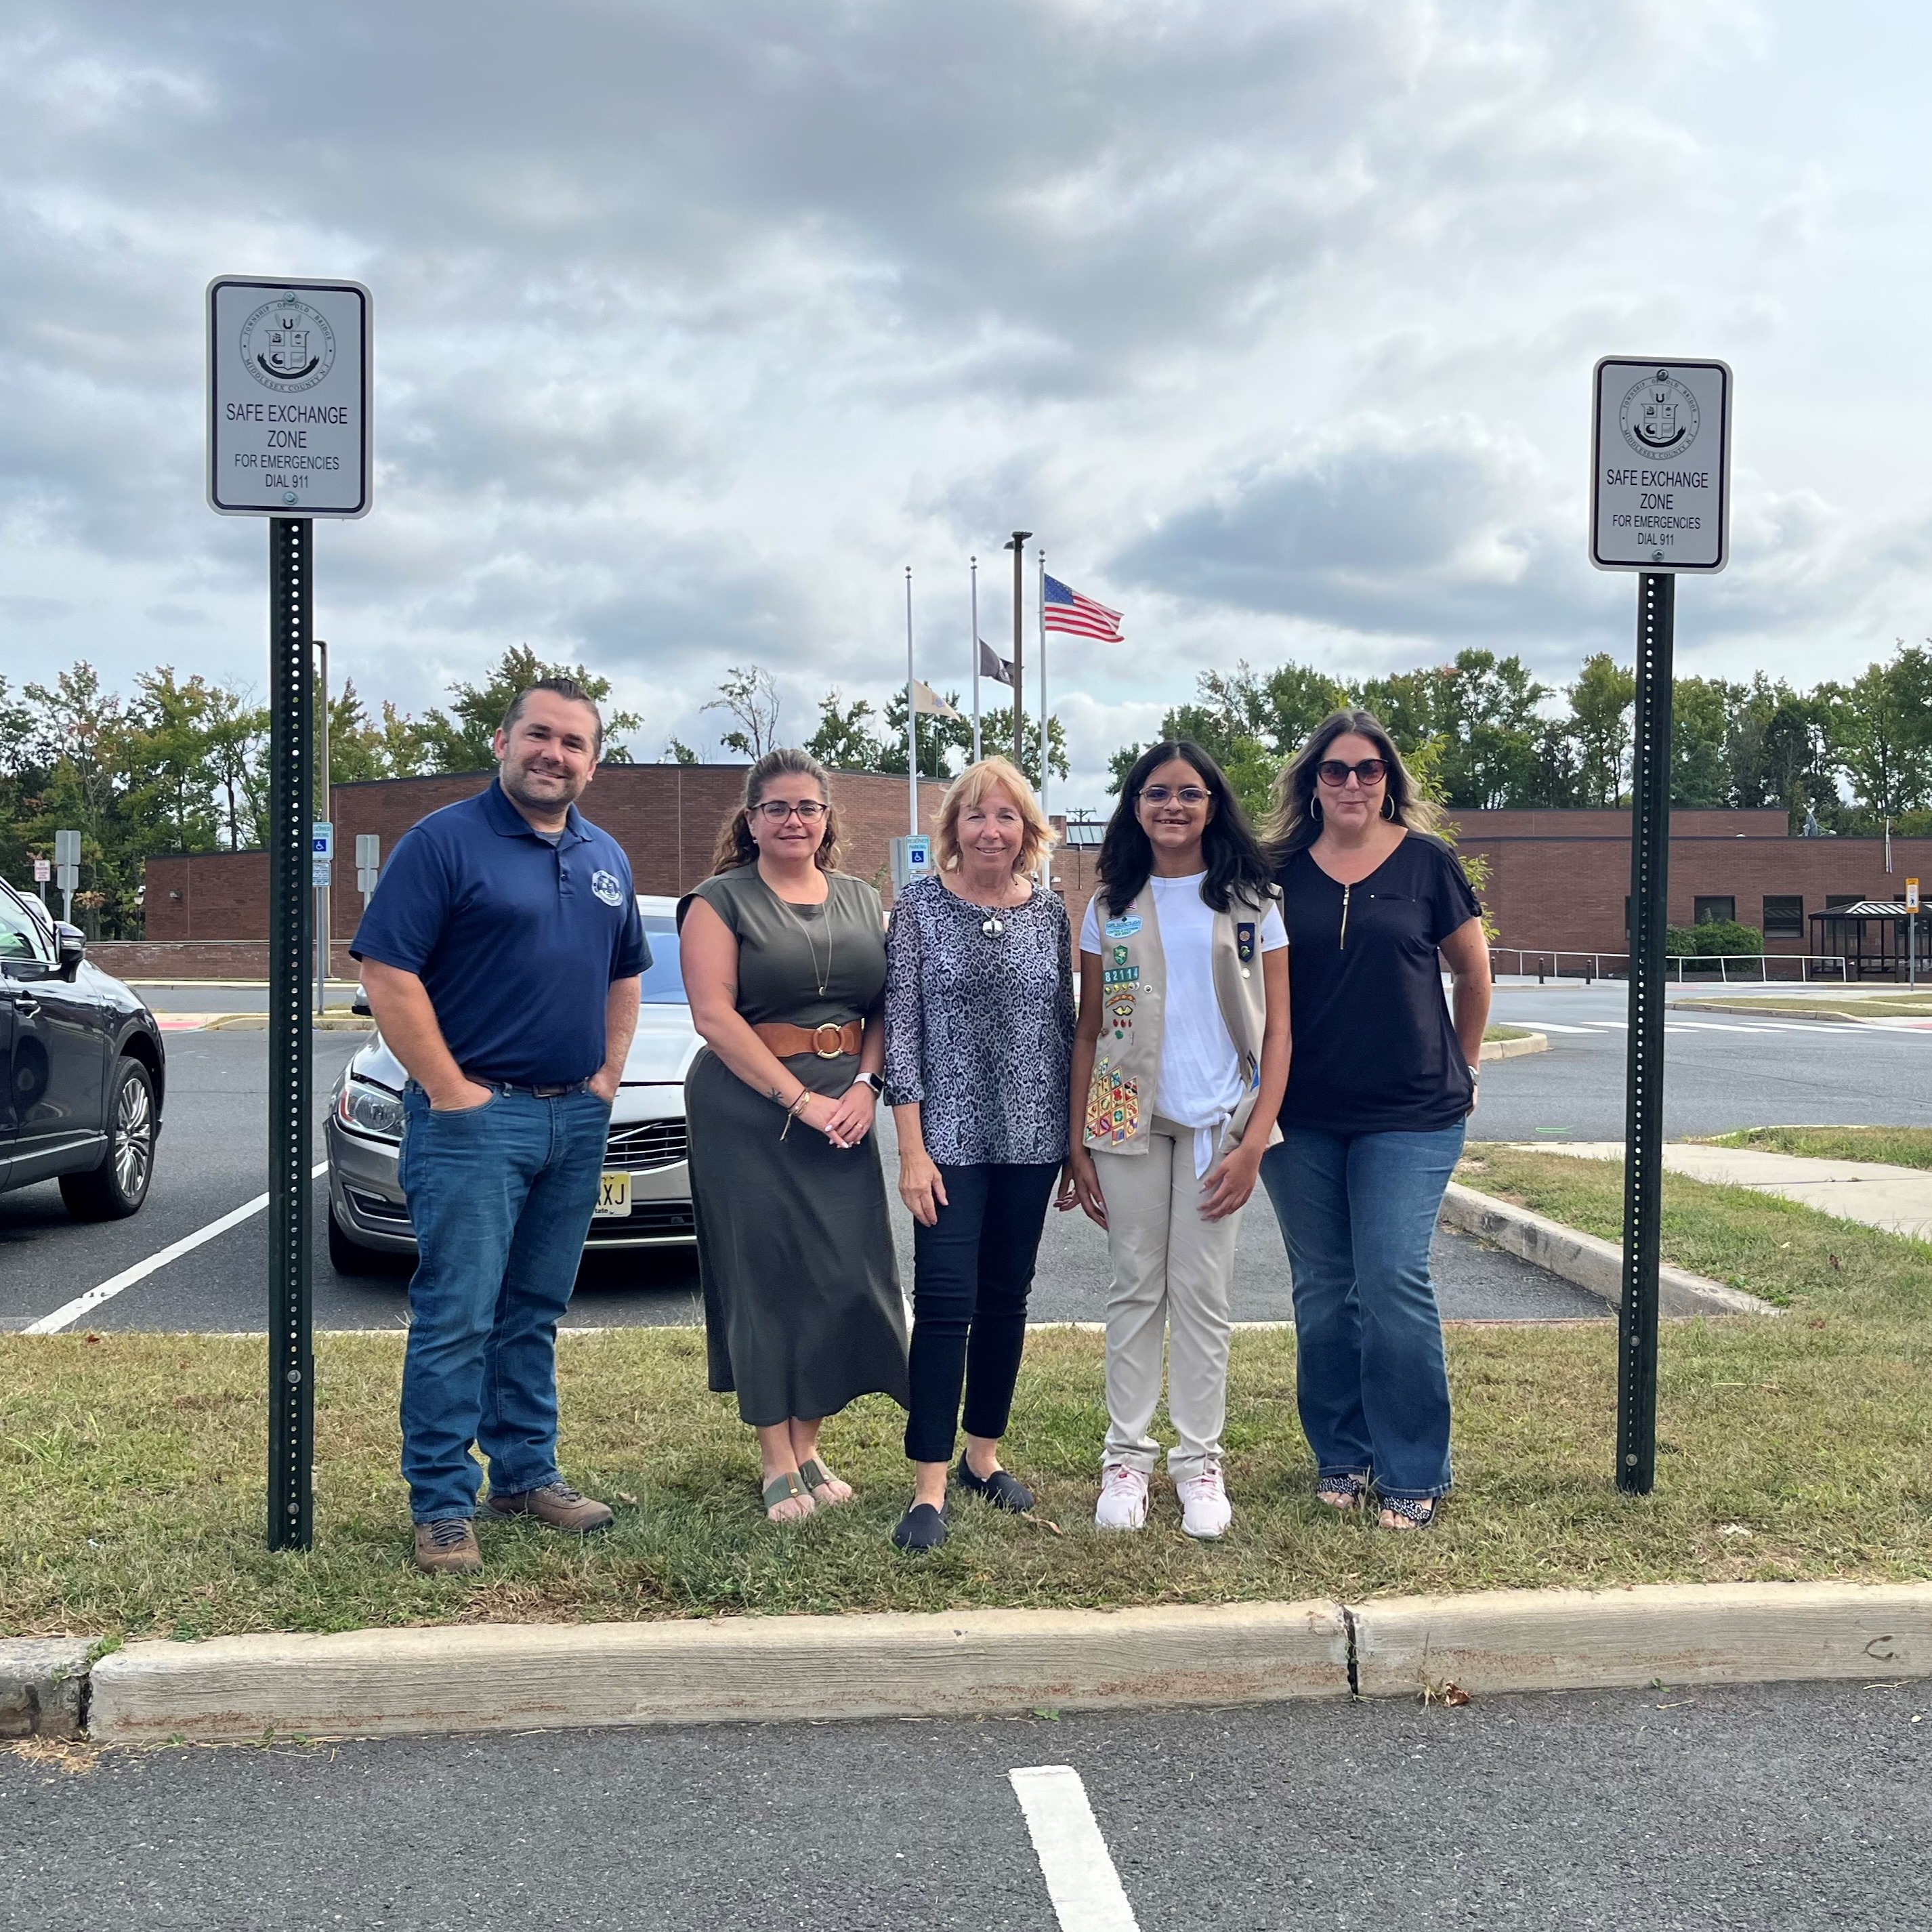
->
[[905, 1160, 1060, 1465]]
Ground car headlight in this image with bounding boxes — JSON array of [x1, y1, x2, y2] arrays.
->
[[337, 1077, 404, 1141]]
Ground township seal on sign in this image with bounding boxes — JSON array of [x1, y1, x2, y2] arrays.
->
[[1618, 371, 1700, 461], [240, 297, 336, 392], [591, 869, 624, 907]]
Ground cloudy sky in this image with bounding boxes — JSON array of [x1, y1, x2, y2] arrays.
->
[[3, 0, 1928, 805]]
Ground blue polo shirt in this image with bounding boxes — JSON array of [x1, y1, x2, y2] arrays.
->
[[351, 779, 648, 1086]]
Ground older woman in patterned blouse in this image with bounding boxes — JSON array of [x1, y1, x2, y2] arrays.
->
[[883, 757, 1075, 1551]]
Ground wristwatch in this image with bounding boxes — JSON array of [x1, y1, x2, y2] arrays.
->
[[1467, 1063, 1482, 1084], [852, 1071, 883, 1095]]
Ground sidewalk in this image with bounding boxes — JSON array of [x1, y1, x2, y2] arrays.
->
[[1518, 1141, 1932, 1242]]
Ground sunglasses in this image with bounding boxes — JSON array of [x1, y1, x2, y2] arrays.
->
[[1315, 758, 1387, 788]]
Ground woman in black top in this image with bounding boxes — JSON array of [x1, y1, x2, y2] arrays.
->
[[1261, 710, 1491, 1530]]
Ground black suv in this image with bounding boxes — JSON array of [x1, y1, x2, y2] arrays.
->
[[0, 878, 165, 1217]]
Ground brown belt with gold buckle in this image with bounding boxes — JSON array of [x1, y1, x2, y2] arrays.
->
[[753, 1020, 864, 1060]]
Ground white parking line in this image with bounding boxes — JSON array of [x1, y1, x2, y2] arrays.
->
[[1511, 1021, 1602, 1034], [24, 1161, 330, 1336], [1009, 1765, 1141, 1932]]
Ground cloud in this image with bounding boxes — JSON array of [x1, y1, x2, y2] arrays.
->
[[3, 0, 1931, 812]]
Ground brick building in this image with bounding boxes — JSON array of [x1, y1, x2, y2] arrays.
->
[[128, 780, 1932, 978], [140, 765, 957, 971], [1444, 807, 1932, 962]]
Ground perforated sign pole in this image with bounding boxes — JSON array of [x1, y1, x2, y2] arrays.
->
[[1591, 356, 1730, 1497], [209, 274, 370, 1551], [268, 517, 316, 1549]]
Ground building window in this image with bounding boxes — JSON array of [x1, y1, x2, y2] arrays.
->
[[1825, 894, 1863, 910], [1763, 895, 1803, 939], [1694, 896, 1736, 925]]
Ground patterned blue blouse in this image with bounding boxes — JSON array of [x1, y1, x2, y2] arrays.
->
[[883, 873, 1075, 1167]]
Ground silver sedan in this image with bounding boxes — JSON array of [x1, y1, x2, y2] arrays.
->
[[324, 896, 698, 1272]]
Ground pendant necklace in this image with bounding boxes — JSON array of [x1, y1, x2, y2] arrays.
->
[[774, 882, 833, 995]]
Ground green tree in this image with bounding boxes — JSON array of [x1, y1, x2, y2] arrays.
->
[[661, 738, 700, 765], [1670, 676, 1735, 807], [1566, 654, 1636, 806], [421, 646, 641, 771], [805, 690, 884, 771], [702, 665, 781, 760]]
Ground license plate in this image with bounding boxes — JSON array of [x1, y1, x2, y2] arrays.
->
[[593, 1171, 631, 1217]]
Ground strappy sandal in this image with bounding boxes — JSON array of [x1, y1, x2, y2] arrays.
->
[[797, 1457, 853, 1506], [1314, 1472, 1370, 1512], [762, 1471, 815, 1522], [1379, 1495, 1440, 1531]]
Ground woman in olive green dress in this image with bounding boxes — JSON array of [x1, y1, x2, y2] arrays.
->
[[677, 747, 909, 1521]]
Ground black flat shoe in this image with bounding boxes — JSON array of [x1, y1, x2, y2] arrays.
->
[[891, 1501, 948, 1551], [956, 1456, 1034, 1513]]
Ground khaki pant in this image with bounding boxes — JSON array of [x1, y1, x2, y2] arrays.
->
[[1092, 1121, 1242, 1482]]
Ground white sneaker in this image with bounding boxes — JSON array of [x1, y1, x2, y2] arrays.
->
[[1177, 1461, 1232, 1540], [1094, 1463, 1149, 1531]]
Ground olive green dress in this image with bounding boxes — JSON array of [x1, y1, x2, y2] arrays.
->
[[677, 864, 909, 1425]]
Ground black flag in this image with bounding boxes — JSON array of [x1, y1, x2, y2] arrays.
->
[[978, 638, 1015, 686]]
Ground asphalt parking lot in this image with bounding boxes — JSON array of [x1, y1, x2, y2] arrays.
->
[[5, 978, 1929, 1338], [7, 1679, 1928, 1931]]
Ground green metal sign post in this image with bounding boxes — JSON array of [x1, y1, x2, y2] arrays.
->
[[1590, 357, 1731, 1496], [208, 275, 371, 1549]]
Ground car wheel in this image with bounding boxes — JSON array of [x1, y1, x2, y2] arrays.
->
[[60, 1056, 158, 1221], [327, 1202, 392, 1276]]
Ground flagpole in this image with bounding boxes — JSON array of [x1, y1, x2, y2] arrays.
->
[[1007, 530, 1031, 766], [1037, 549, 1049, 818], [905, 566, 917, 836], [970, 555, 981, 765]]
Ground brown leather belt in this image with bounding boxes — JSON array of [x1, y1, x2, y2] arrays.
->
[[754, 1020, 864, 1060]]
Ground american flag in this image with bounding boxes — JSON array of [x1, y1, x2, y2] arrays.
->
[[1043, 573, 1123, 643]]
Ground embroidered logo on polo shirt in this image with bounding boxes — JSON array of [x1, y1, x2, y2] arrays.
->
[[590, 868, 624, 907]]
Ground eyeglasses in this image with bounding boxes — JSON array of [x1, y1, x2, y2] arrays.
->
[[1139, 784, 1211, 807], [754, 799, 828, 823], [1315, 758, 1387, 788]]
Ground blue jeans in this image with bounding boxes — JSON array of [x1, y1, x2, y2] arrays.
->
[[396, 1083, 610, 1522], [1261, 1122, 1466, 1500]]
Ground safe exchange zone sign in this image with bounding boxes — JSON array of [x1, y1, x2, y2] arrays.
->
[[1590, 356, 1730, 573], [207, 275, 371, 518]]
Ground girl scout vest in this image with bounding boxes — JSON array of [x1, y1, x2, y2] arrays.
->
[[1083, 881, 1279, 1158]]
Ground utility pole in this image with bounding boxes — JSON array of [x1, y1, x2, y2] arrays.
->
[[1006, 530, 1031, 766]]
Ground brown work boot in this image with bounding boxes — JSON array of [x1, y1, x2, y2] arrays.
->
[[413, 1518, 482, 1574], [486, 1480, 614, 1534]]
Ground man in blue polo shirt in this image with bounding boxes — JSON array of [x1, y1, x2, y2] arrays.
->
[[354, 678, 646, 1573]]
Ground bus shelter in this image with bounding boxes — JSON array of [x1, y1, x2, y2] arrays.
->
[[1807, 902, 1927, 980]]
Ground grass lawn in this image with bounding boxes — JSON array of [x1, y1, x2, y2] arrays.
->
[[1675, 994, 1932, 1020], [1482, 1024, 1532, 1043], [1698, 1125, 1932, 1172], [4, 1149, 1929, 1645]]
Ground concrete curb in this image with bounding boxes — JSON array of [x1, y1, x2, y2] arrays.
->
[[203, 1013, 372, 1032], [35, 1580, 1931, 1743], [1352, 1582, 1932, 1696], [86, 1602, 1349, 1743], [1437, 1182, 1777, 1318], [1671, 1001, 1861, 1023], [1480, 1030, 1549, 1060], [0, 1637, 92, 1739]]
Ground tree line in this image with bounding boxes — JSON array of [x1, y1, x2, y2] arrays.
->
[[0, 648, 639, 938], [1108, 645, 1932, 831]]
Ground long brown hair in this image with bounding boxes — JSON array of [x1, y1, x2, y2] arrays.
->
[[710, 747, 844, 875], [1263, 709, 1438, 858]]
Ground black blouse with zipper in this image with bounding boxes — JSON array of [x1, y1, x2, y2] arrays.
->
[[1276, 832, 1484, 1135]]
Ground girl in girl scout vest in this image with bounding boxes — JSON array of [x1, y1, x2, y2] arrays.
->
[[1062, 741, 1290, 1539]]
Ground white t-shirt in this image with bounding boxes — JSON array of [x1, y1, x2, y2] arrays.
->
[[1080, 874, 1286, 1155]]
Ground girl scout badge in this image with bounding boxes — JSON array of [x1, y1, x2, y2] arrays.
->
[[1103, 943, 1138, 1038]]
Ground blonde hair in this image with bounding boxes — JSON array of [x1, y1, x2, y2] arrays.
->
[[931, 756, 1055, 878], [710, 747, 844, 875]]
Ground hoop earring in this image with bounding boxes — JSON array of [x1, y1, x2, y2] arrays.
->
[[1309, 795, 1322, 822], [1382, 793, 1398, 821]]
